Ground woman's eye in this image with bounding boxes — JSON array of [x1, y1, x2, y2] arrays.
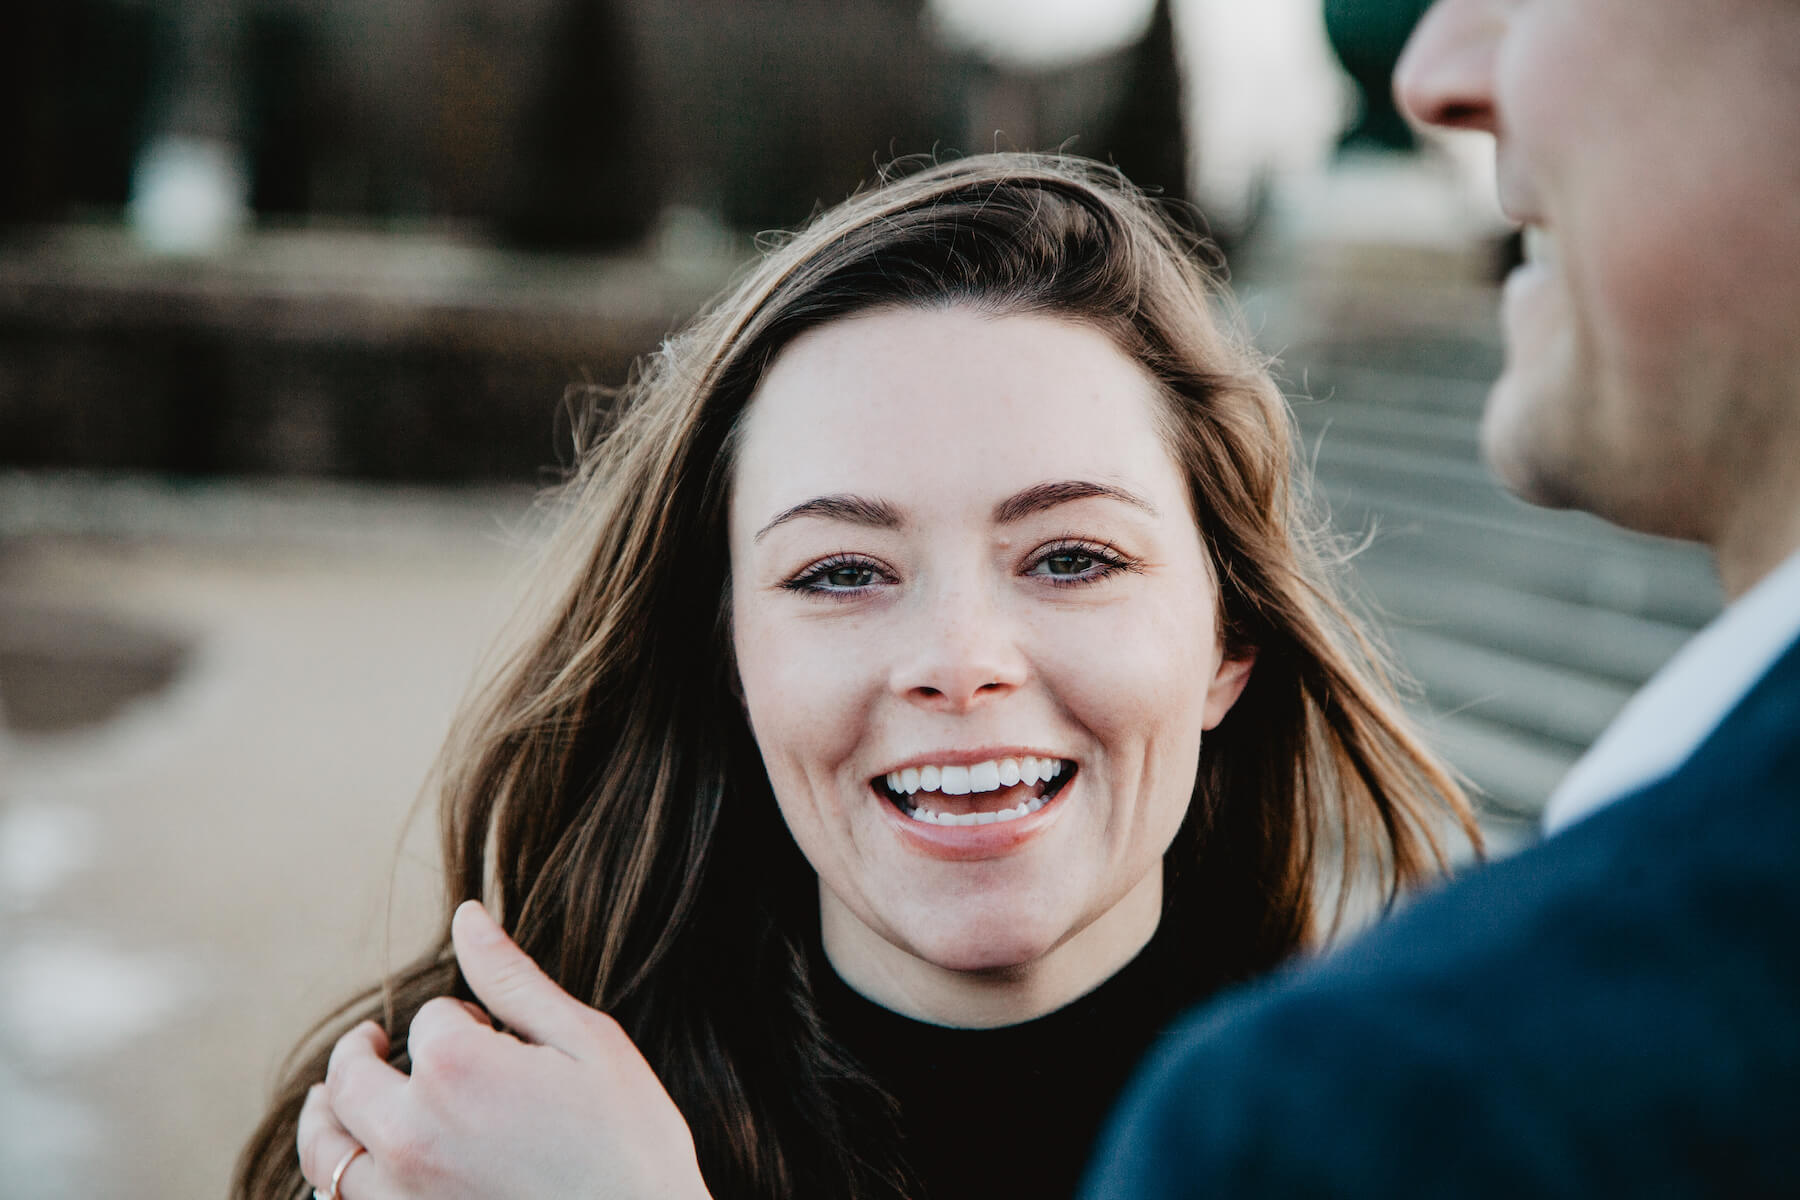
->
[[1040, 551, 1098, 577], [822, 563, 876, 589], [783, 556, 887, 594], [1026, 543, 1134, 585]]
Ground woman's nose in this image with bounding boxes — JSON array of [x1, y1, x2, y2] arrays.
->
[[891, 594, 1029, 714], [1393, 0, 1503, 135]]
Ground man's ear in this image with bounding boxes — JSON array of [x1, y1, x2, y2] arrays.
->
[[1202, 648, 1256, 729]]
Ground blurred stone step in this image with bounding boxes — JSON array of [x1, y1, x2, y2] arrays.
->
[[1413, 706, 1578, 823], [1291, 396, 1480, 460], [1284, 328, 1506, 385], [1354, 561, 1695, 686], [1290, 361, 1492, 418], [1328, 493, 1721, 627], [1312, 438, 1549, 522], [1389, 625, 1637, 752]]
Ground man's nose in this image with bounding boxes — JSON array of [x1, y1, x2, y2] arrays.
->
[[891, 590, 1029, 715], [1393, 0, 1502, 135]]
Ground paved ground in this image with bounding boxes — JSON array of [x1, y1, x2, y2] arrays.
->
[[0, 482, 537, 1198]]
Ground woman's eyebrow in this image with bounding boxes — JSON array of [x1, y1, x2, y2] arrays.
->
[[755, 494, 903, 541], [993, 480, 1158, 524]]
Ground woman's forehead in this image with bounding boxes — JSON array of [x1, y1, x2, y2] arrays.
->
[[730, 306, 1186, 528]]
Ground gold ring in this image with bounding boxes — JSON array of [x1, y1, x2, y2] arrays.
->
[[317, 1144, 366, 1200]]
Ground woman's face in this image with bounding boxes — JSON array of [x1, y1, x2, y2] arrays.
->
[[729, 306, 1253, 1026]]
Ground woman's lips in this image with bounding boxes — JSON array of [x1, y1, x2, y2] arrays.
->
[[876, 755, 1072, 813], [872, 766, 1075, 860]]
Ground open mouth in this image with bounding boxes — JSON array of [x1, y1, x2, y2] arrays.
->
[[872, 756, 1078, 827]]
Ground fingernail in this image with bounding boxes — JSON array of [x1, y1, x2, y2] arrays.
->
[[455, 898, 501, 940]]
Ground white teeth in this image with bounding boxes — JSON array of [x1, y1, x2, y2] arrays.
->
[[902, 794, 1050, 826], [886, 757, 1069, 795]]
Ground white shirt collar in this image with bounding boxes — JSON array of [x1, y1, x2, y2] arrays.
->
[[1542, 546, 1800, 835]]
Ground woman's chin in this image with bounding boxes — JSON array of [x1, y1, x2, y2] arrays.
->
[[905, 914, 1067, 976]]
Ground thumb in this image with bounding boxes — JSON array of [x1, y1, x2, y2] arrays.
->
[[451, 899, 592, 1055]]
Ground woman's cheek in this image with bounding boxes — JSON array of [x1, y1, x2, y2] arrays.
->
[[1045, 598, 1211, 728], [739, 619, 872, 790]]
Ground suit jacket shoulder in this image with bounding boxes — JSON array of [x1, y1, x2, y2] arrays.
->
[[1083, 635, 1800, 1198]]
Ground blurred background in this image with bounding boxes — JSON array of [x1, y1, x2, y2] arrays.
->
[[0, 1, 1718, 1195]]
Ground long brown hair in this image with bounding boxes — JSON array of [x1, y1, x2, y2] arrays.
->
[[237, 153, 1478, 1199]]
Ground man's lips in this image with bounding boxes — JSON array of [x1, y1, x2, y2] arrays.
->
[[1521, 224, 1556, 269]]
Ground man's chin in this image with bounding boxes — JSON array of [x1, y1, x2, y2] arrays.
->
[[1478, 373, 1587, 512]]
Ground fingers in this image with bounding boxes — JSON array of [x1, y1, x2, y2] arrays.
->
[[297, 1083, 354, 1192], [406, 995, 487, 1067], [302, 999, 508, 1199], [298, 1083, 383, 1198], [324, 1020, 409, 1150], [451, 900, 600, 1057]]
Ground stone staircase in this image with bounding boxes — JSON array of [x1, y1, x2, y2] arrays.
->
[[1251, 265, 1720, 848]]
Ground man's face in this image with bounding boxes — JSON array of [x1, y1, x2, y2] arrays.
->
[[1395, 0, 1800, 554]]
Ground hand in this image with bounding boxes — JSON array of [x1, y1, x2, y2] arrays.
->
[[297, 900, 712, 1200]]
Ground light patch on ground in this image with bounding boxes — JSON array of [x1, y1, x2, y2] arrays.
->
[[0, 1062, 99, 1200], [0, 802, 98, 911], [2, 933, 192, 1065]]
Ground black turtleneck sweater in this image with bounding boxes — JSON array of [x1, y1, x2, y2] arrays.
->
[[812, 927, 1213, 1200]]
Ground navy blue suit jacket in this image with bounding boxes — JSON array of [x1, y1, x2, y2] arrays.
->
[[1082, 634, 1800, 1198]]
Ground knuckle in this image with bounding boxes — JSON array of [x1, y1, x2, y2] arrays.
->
[[297, 1081, 324, 1122], [418, 1038, 473, 1088], [405, 996, 465, 1060], [324, 1022, 377, 1092], [412, 995, 465, 1027], [409, 1025, 487, 1094], [375, 1122, 439, 1183]]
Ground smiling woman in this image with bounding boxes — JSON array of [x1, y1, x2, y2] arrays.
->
[[237, 154, 1479, 1200], [733, 308, 1256, 1031]]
